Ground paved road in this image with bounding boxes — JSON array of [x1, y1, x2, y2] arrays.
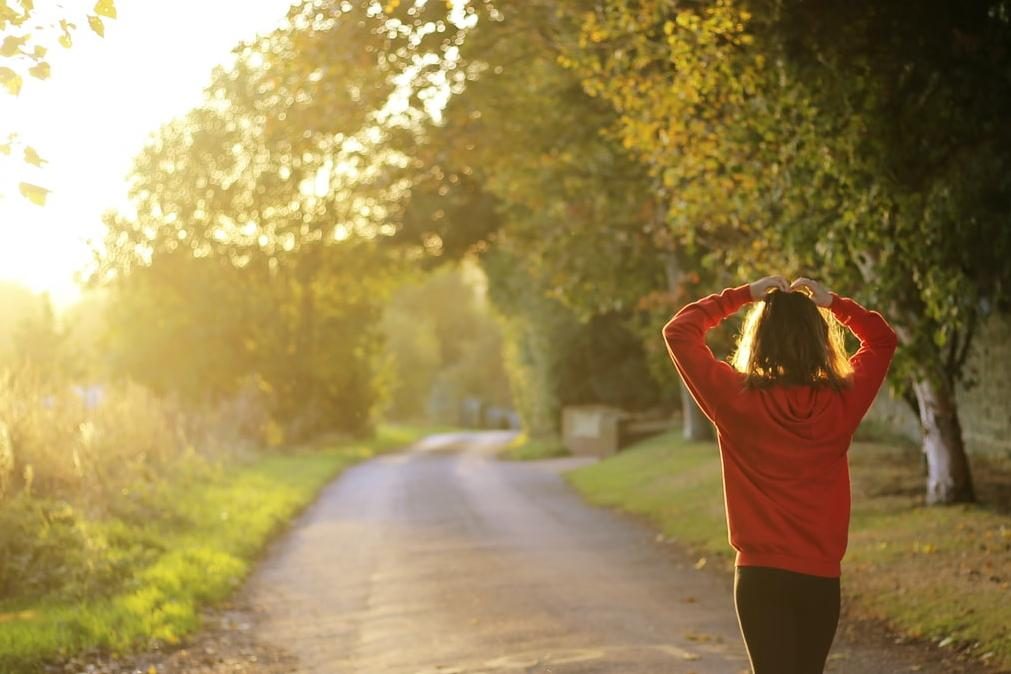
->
[[241, 432, 986, 674]]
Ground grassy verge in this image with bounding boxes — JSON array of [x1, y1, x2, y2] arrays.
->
[[498, 432, 570, 461], [0, 423, 439, 673], [567, 429, 1011, 670]]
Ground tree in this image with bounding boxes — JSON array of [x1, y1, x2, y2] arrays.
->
[[95, 2, 443, 438], [388, 1, 704, 435], [563, 0, 1011, 503], [765, 0, 1011, 503], [381, 264, 512, 422], [483, 247, 663, 437]]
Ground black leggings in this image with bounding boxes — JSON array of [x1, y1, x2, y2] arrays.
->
[[734, 565, 841, 674]]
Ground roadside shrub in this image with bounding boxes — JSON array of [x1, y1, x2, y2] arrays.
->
[[0, 367, 270, 509], [0, 496, 126, 601], [0, 367, 272, 606]]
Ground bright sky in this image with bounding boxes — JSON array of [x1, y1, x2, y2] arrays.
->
[[0, 1, 297, 307]]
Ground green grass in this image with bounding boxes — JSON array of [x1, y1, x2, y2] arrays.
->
[[567, 428, 1011, 670], [498, 432, 570, 461], [0, 423, 439, 673]]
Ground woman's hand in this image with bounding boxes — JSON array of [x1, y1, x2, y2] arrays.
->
[[789, 277, 833, 307], [749, 275, 789, 300]]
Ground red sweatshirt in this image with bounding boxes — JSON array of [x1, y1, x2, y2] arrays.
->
[[662, 284, 898, 578]]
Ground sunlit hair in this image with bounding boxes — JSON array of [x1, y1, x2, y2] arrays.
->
[[730, 289, 853, 390]]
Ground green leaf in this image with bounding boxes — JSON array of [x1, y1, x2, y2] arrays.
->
[[19, 182, 50, 206], [27, 61, 50, 80], [0, 67, 22, 95], [94, 0, 116, 19], [23, 146, 46, 167], [88, 15, 105, 37]]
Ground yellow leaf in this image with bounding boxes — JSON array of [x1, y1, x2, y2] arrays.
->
[[88, 15, 105, 37], [0, 67, 22, 95], [19, 182, 50, 206], [28, 61, 50, 80], [23, 146, 45, 166], [59, 19, 74, 48], [147, 666, 157, 674], [94, 0, 116, 19], [1, 35, 28, 57]]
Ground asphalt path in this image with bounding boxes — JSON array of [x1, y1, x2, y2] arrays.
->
[[238, 431, 987, 674]]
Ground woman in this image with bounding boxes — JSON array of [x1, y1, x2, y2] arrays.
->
[[662, 275, 898, 674]]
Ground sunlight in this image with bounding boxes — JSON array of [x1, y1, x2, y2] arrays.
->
[[0, 0, 297, 306], [0, 0, 475, 306]]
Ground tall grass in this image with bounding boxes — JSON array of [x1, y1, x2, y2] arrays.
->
[[0, 367, 268, 504]]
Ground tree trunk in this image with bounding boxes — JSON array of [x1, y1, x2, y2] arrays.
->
[[291, 247, 320, 440], [663, 254, 714, 442], [912, 376, 976, 504], [680, 379, 714, 441], [851, 250, 978, 504]]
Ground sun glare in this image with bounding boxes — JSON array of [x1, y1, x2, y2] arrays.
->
[[0, 0, 298, 307]]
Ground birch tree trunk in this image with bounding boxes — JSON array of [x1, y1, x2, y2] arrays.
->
[[663, 255, 714, 442], [853, 253, 976, 504], [912, 376, 976, 504]]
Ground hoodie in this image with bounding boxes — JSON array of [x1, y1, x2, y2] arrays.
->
[[662, 284, 898, 578]]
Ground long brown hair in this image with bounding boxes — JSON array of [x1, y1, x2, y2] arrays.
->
[[730, 289, 853, 390]]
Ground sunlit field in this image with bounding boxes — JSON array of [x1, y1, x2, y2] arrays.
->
[[2, 0, 1010, 672]]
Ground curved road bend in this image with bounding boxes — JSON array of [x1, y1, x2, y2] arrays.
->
[[244, 431, 981, 674]]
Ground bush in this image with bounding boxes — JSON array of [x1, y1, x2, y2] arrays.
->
[[0, 496, 128, 602]]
